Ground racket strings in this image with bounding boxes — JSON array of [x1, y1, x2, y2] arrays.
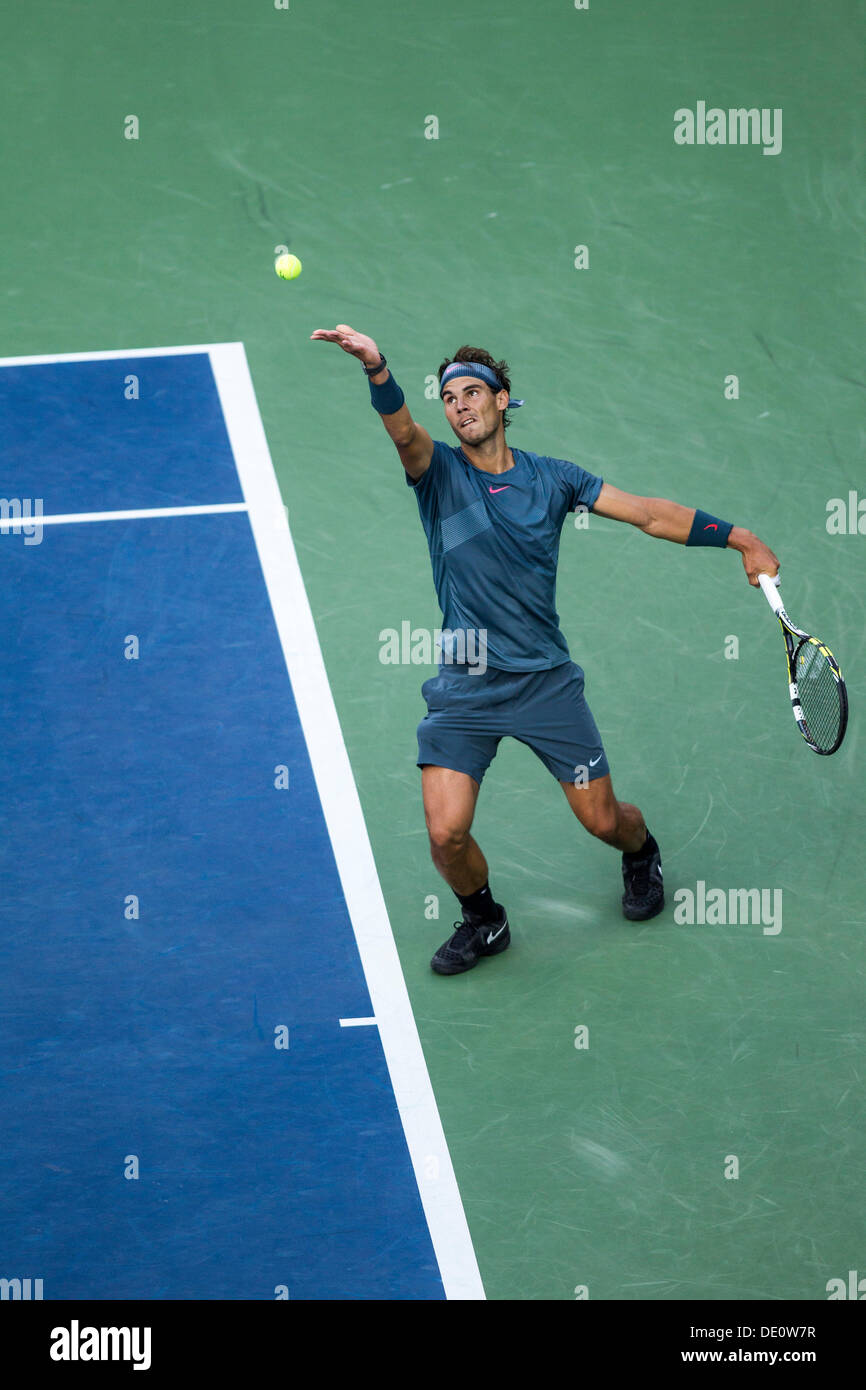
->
[[796, 643, 844, 751]]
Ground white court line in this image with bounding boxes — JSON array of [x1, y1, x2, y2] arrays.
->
[[0, 345, 246, 527], [9, 503, 248, 527], [339, 1017, 378, 1028], [0, 342, 236, 367], [209, 341, 485, 1302]]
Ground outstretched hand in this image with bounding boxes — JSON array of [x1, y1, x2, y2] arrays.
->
[[310, 324, 381, 370]]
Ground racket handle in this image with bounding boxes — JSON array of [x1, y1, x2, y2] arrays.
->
[[758, 571, 783, 615]]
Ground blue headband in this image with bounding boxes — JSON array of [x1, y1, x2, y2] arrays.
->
[[439, 360, 524, 409]]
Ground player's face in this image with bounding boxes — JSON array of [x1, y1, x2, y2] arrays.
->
[[441, 377, 505, 445]]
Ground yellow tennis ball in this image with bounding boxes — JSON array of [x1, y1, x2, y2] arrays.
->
[[275, 252, 302, 280]]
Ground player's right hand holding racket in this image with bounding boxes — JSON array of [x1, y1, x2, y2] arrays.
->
[[758, 573, 848, 756]]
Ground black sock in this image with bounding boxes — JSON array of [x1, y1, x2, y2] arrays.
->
[[624, 830, 657, 861], [456, 882, 496, 921]]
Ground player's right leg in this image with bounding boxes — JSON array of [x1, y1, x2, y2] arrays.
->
[[421, 764, 485, 893], [420, 765, 510, 975]]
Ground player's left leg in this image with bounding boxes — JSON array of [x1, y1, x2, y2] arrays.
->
[[560, 774, 664, 921], [559, 772, 645, 852], [506, 659, 664, 920]]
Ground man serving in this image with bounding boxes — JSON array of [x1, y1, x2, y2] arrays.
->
[[311, 324, 779, 975]]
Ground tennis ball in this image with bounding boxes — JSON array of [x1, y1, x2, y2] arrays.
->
[[275, 252, 302, 280]]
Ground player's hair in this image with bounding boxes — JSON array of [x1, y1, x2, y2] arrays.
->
[[437, 346, 513, 430]]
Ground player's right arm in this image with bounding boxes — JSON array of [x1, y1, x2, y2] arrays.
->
[[310, 323, 433, 480]]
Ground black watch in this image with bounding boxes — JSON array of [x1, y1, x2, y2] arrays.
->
[[363, 355, 387, 377]]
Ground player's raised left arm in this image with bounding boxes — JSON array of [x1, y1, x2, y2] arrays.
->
[[591, 482, 779, 586]]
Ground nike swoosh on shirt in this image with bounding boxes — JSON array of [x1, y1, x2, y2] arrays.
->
[[489, 485, 510, 493], [589, 754, 603, 767]]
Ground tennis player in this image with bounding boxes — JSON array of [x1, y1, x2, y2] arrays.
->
[[311, 325, 780, 975]]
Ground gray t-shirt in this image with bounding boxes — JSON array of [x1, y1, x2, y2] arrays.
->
[[406, 440, 603, 670]]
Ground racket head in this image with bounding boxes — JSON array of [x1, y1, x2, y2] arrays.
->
[[791, 634, 848, 755]]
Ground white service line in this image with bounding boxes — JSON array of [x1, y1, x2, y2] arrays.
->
[[339, 1017, 378, 1028], [209, 341, 485, 1302], [17, 503, 248, 527]]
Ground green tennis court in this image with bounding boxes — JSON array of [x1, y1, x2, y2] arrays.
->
[[2, 0, 863, 1303]]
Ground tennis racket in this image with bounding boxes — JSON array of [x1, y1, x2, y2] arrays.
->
[[758, 572, 848, 756]]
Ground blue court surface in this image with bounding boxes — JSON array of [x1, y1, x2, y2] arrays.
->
[[0, 344, 483, 1300]]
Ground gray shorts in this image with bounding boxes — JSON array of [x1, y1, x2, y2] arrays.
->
[[416, 660, 609, 787]]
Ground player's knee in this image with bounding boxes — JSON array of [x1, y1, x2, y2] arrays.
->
[[583, 806, 619, 842], [427, 821, 469, 859]]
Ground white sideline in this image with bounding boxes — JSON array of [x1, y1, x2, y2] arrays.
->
[[209, 341, 485, 1303]]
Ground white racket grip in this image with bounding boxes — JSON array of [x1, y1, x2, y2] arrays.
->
[[758, 571, 783, 615]]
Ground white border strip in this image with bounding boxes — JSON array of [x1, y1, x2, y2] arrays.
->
[[209, 342, 485, 1302]]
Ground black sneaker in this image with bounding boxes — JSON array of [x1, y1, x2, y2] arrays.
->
[[621, 832, 664, 921], [431, 905, 510, 976]]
